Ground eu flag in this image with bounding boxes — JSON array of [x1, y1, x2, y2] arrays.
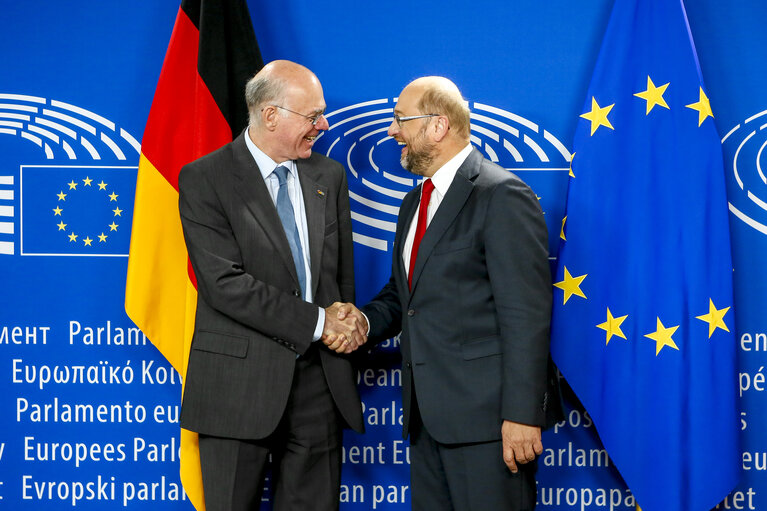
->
[[550, 0, 739, 510], [21, 166, 136, 256]]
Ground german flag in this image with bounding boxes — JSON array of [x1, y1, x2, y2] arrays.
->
[[125, 1, 262, 508]]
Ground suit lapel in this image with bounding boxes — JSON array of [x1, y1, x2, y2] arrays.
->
[[409, 149, 481, 294], [231, 133, 300, 287], [297, 158, 327, 299]]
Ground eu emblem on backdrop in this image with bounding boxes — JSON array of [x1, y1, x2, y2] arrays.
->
[[0, 93, 140, 257], [21, 166, 135, 255], [722, 109, 767, 237], [550, 0, 740, 510], [314, 97, 571, 256]]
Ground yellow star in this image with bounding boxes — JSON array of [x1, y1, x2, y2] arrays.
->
[[634, 76, 670, 115], [68, 232, 78, 242], [569, 152, 575, 178], [109, 222, 118, 231], [53, 206, 63, 216], [685, 87, 713, 126], [83, 236, 93, 246], [560, 216, 567, 241], [98, 181, 108, 190], [108, 192, 119, 201], [113, 206, 123, 216], [596, 308, 628, 345], [57, 221, 67, 231], [580, 97, 614, 136], [644, 317, 680, 356], [57, 191, 66, 201], [696, 299, 730, 338], [83, 176, 93, 186], [98, 233, 108, 242], [553, 267, 587, 304], [67, 180, 78, 190]]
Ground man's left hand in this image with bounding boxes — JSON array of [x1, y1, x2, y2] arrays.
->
[[322, 302, 367, 354], [501, 420, 542, 473]]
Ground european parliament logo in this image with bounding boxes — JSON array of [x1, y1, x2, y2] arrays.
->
[[0, 93, 139, 256], [313, 98, 571, 253], [723, 109, 767, 236]]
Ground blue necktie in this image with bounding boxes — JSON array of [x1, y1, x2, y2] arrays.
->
[[273, 165, 307, 300]]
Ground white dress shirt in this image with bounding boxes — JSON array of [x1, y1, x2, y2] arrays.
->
[[361, 144, 473, 336], [402, 143, 473, 274], [244, 129, 325, 341]]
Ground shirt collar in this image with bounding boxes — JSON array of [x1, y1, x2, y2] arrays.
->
[[244, 126, 296, 179], [428, 143, 472, 196]]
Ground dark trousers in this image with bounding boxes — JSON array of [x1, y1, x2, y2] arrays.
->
[[199, 346, 342, 511], [409, 395, 537, 511]]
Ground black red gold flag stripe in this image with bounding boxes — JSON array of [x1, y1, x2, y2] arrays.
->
[[125, 2, 262, 508]]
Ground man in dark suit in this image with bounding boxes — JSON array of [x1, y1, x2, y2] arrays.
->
[[178, 60, 365, 511], [337, 76, 555, 510]]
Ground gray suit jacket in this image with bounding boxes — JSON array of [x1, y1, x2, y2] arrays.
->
[[178, 132, 364, 439], [363, 148, 554, 444]]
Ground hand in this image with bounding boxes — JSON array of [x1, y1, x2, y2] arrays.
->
[[322, 302, 366, 353], [322, 302, 368, 354], [501, 420, 542, 473], [335, 302, 368, 339]]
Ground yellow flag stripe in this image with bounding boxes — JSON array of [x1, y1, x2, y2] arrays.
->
[[125, 154, 191, 373], [181, 427, 204, 509], [125, 154, 205, 509]]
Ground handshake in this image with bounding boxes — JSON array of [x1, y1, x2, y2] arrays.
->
[[322, 302, 369, 354]]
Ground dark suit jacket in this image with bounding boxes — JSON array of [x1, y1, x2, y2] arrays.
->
[[178, 131, 364, 439], [362, 148, 555, 444]]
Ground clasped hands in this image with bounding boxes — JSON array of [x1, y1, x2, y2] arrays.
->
[[322, 302, 368, 354]]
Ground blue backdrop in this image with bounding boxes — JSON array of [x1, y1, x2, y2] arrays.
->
[[1, 1, 765, 509]]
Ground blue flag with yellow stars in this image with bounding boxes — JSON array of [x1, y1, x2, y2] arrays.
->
[[550, 0, 740, 509], [20, 166, 135, 256]]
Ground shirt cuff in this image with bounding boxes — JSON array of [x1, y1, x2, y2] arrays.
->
[[312, 307, 325, 342], [360, 310, 371, 336]]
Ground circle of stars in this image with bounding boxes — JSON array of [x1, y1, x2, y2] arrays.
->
[[555, 74, 724, 357], [52, 176, 122, 248]]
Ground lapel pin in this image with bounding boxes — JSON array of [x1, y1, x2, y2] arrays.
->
[[317, 189, 325, 197]]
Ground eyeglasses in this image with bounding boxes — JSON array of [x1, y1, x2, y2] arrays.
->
[[393, 113, 439, 128], [270, 105, 325, 126]]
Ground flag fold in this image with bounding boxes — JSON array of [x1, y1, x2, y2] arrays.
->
[[550, 0, 740, 509]]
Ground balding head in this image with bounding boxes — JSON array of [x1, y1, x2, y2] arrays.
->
[[245, 60, 328, 162], [404, 76, 471, 142], [245, 60, 322, 127], [388, 76, 471, 176]]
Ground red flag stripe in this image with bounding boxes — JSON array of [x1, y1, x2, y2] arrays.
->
[[141, 7, 231, 191]]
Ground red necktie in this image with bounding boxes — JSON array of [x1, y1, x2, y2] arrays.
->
[[408, 179, 435, 290]]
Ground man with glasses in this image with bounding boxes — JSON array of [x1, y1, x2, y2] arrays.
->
[[336, 76, 558, 510], [178, 60, 365, 511]]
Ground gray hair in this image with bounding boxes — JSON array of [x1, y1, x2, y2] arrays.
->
[[245, 72, 287, 126]]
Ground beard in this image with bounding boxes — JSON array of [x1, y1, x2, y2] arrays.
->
[[400, 128, 436, 176]]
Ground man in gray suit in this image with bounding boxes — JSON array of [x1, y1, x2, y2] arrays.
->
[[178, 60, 365, 511], [337, 77, 556, 510]]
